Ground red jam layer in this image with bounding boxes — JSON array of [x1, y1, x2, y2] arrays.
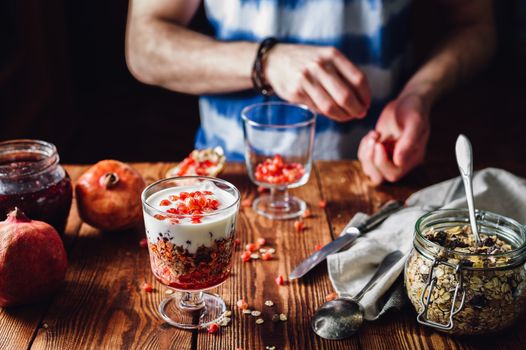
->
[[254, 154, 305, 185]]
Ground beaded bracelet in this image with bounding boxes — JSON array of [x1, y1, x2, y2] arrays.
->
[[251, 37, 278, 96]]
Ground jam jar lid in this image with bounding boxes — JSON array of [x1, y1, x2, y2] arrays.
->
[[414, 208, 526, 269], [0, 139, 60, 180]]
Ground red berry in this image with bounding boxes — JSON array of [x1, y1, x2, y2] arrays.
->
[[139, 238, 148, 248], [207, 323, 219, 334], [261, 252, 273, 261], [236, 299, 249, 309], [241, 251, 252, 262], [275, 275, 285, 286], [294, 220, 305, 232], [142, 282, 153, 293], [314, 244, 323, 251], [318, 200, 327, 208], [245, 243, 257, 252]]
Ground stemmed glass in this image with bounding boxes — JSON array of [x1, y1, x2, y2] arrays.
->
[[141, 176, 240, 329], [242, 102, 316, 220]]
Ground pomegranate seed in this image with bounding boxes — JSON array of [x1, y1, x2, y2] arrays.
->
[[302, 209, 312, 218], [245, 243, 257, 252], [234, 238, 241, 246], [241, 198, 252, 208], [261, 252, 273, 261], [294, 221, 305, 231], [275, 275, 285, 286], [207, 323, 219, 334], [241, 251, 252, 262], [318, 200, 327, 208], [257, 186, 267, 193], [142, 282, 153, 293], [325, 292, 338, 302], [139, 238, 148, 248], [236, 299, 249, 310], [314, 244, 323, 251], [159, 199, 171, 206], [256, 238, 266, 247], [154, 214, 166, 221]]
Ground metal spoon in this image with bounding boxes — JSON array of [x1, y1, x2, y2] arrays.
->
[[455, 134, 481, 245], [311, 250, 403, 340]]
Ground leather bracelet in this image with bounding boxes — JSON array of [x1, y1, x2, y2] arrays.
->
[[251, 37, 278, 96]]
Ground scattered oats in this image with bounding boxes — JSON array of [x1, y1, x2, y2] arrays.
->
[[224, 310, 232, 317], [279, 313, 287, 321], [259, 248, 267, 253], [250, 253, 260, 260], [165, 289, 174, 295], [251, 310, 261, 317], [272, 314, 280, 323], [255, 318, 265, 325], [264, 300, 274, 307], [242, 309, 252, 314], [267, 248, 276, 254], [42, 323, 49, 329]]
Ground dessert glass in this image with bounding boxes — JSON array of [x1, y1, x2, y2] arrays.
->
[[141, 176, 240, 329], [241, 102, 316, 220], [405, 209, 526, 335]]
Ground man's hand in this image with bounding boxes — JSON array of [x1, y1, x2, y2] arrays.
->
[[358, 93, 430, 185], [266, 44, 372, 122]]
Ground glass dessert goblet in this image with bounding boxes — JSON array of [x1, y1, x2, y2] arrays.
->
[[141, 176, 240, 329], [242, 102, 316, 220]]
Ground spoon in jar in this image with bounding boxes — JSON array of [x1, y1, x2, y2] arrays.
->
[[455, 134, 481, 245], [311, 250, 403, 340]]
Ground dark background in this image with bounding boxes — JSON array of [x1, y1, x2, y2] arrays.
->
[[1, 0, 525, 167]]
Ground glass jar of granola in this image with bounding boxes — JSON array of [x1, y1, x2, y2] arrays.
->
[[405, 209, 526, 335]]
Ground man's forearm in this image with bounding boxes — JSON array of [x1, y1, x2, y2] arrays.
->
[[126, 17, 258, 94], [401, 23, 496, 106]]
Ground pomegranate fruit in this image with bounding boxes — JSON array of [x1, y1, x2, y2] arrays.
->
[[75, 160, 146, 231], [0, 208, 68, 307]]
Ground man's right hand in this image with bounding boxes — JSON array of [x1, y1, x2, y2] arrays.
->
[[265, 44, 371, 122]]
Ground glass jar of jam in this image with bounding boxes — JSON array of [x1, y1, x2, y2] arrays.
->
[[0, 139, 72, 235]]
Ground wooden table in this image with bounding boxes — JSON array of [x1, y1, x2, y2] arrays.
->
[[2, 161, 526, 350]]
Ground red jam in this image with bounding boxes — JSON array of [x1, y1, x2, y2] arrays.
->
[[254, 154, 305, 185], [0, 140, 73, 235]]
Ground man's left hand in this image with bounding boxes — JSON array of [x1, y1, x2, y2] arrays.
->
[[357, 93, 430, 185]]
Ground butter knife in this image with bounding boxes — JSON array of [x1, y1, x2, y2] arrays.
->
[[288, 200, 403, 280]]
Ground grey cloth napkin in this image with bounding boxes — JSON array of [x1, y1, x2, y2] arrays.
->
[[327, 167, 526, 321]]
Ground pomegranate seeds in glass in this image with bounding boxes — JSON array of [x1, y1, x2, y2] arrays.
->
[[242, 102, 316, 220], [141, 176, 240, 329]]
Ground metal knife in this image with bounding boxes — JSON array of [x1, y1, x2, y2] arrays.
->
[[288, 200, 403, 280]]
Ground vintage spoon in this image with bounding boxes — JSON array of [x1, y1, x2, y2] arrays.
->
[[455, 134, 481, 245], [311, 250, 403, 340]]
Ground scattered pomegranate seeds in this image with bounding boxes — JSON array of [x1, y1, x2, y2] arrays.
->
[[254, 154, 305, 185], [159, 199, 171, 206], [236, 299, 249, 310], [318, 200, 327, 208], [139, 238, 148, 248], [246, 243, 257, 252], [154, 214, 166, 221], [275, 275, 285, 286], [325, 292, 338, 302], [294, 220, 305, 231], [234, 238, 241, 246], [207, 323, 219, 334], [142, 282, 153, 293], [241, 198, 253, 208], [257, 186, 267, 193], [261, 252, 273, 261], [241, 251, 252, 263], [256, 238, 266, 247], [314, 244, 323, 251], [302, 209, 312, 218]]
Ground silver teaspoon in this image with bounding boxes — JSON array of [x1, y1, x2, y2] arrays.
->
[[311, 250, 403, 340], [455, 134, 481, 245]]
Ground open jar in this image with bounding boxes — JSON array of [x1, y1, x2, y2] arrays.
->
[[405, 209, 526, 335], [0, 139, 72, 234]]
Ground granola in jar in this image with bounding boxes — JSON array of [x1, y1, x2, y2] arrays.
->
[[405, 209, 526, 335]]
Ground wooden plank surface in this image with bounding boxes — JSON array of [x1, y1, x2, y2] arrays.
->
[[1, 161, 526, 349]]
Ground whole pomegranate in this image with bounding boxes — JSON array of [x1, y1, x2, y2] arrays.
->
[[75, 160, 146, 231], [0, 208, 68, 307]]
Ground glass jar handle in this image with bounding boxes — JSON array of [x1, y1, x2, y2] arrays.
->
[[416, 258, 466, 330]]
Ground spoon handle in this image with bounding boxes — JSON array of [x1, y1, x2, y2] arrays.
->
[[353, 250, 403, 301]]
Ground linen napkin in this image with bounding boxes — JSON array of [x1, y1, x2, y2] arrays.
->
[[327, 167, 526, 320]]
